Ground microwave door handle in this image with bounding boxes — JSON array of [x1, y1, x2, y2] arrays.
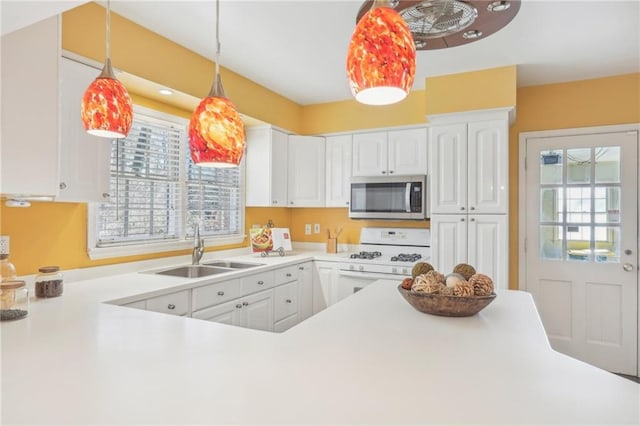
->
[[405, 183, 412, 212]]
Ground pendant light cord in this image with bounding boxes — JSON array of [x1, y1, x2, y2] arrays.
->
[[215, 0, 221, 77], [106, 0, 111, 60]]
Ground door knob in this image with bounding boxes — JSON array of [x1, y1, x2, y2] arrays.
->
[[624, 249, 632, 255], [623, 263, 634, 272]]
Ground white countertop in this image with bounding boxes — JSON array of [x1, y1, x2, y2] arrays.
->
[[1, 252, 638, 425]]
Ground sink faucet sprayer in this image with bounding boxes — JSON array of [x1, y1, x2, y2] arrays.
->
[[192, 224, 204, 265]]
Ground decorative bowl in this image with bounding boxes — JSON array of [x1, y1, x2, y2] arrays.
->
[[397, 284, 496, 317]]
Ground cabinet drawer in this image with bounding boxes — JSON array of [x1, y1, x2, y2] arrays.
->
[[274, 281, 298, 321], [122, 300, 146, 310], [275, 265, 298, 285], [145, 290, 190, 316], [192, 279, 240, 311], [274, 313, 298, 333], [240, 271, 275, 295]]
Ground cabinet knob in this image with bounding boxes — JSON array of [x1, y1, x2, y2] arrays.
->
[[167, 304, 176, 310], [298, 266, 304, 270], [257, 280, 264, 285], [346, 201, 349, 205], [286, 299, 292, 303], [381, 171, 387, 174], [102, 193, 111, 198], [389, 170, 394, 174], [290, 201, 294, 205], [460, 207, 465, 211], [286, 273, 292, 277], [217, 291, 225, 296], [242, 301, 249, 306], [273, 200, 278, 204], [470, 218, 475, 222], [236, 304, 243, 309], [461, 218, 465, 222], [59, 182, 67, 190], [470, 206, 475, 211]]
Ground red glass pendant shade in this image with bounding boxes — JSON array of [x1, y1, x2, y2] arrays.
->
[[347, 4, 416, 105], [189, 95, 245, 167], [81, 65, 133, 139]]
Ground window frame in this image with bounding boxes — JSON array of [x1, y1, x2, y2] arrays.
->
[[87, 105, 246, 260]]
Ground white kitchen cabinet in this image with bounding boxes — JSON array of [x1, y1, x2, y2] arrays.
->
[[297, 261, 314, 322], [288, 135, 325, 207], [145, 290, 191, 316], [352, 128, 427, 177], [1, 16, 60, 198], [192, 288, 274, 331], [312, 261, 339, 313], [430, 214, 508, 289], [273, 313, 299, 333], [274, 281, 298, 322], [325, 135, 352, 207], [191, 278, 241, 311], [429, 110, 509, 214], [58, 57, 112, 203], [245, 127, 288, 207]]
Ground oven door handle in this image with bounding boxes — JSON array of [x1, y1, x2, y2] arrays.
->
[[405, 182, 412, 213], [338, 270, 406, 280]]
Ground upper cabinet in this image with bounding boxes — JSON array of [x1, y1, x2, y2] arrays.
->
[[429, 109, 510, 214], [352, 128, 427, 177], [288, 135, 325, 207], [58, 57, 112, 203], [245, 127, 288, 207], [325, 135, 352, 207], [1, 16, 60, 198]]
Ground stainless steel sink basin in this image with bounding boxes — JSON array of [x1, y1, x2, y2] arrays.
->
[[203, 261, 265, 269], [154, 265, 234, 278]]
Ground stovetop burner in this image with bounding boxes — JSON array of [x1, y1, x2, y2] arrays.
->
[[350, 251, 382, 260], [390, 253, 423, 262]]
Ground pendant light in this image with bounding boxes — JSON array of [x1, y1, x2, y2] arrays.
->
[[81, 0, 133, 138], [189, 0, 245, 168], [346, 0, 416, 106]]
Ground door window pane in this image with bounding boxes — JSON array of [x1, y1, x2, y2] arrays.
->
[[596, 186, 620, 224], [566, 187, 591, 223], [566, 225, 591, 262], [540, 225, 562, 260], [540, 150, 562, 184], [594, 226, 620, 263], [595, 147, 620, 183], [540, 187, 563, 222], [567, 148, 591, 184]]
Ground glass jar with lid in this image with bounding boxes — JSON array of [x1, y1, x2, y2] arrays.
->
[[0, 253, 17, 282], [35, 266, 64, 298], [0, 280, 28, 321]]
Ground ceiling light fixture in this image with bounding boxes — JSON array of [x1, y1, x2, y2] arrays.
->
[[188, 0, 245, 168], [347, 0, 416, 106], [81, 0, 133, 138]]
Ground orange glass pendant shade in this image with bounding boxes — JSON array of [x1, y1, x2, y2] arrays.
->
[[189, 94, 245, 167], [347, 4, 416, 105], [81, 61, 133, 139]]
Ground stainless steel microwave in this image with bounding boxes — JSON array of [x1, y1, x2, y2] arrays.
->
[[349, 175, 428, 220]]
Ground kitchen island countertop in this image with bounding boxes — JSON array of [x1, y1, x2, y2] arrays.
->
[[1, 261, 638, 424]]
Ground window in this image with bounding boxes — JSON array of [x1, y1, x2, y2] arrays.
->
[[89, 106, 245, 259]]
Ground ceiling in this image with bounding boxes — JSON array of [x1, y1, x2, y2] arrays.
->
[[2, 1, 640, 106]]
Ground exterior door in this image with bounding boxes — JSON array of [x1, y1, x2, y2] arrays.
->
[[525, 130, 638, 375]]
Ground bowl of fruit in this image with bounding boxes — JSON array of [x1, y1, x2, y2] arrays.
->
[[398, 262, 496, 317]]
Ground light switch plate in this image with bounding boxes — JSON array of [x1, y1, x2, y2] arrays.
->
[[314, 224, 320, 234], [304, 224, 311, 235], [0, 236, 9, 255]]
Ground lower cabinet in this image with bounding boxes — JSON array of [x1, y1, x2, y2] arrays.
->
[[312, 261, 339, 313], [144, 290, 190, 316], [430, 214, 508, 289], [297, 261, 313, 322], [192, 288, 274, 332]]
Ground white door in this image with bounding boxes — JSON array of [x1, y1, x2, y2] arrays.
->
[[288, 135, 325, 207], [430, 214, 467, 273], [525, 130, 638, 375], [242, 290, 274, 332], [352, 132, 388, 176], [388, 128, 427, 175], [429, 123, 468, 214], [467, 214, 508, 290], [325, 135, 352, 207], [468, 120, 508, 214]]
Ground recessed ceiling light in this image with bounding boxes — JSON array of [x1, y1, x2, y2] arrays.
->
[[462, 30, 483, 39], [488, 1, 511, 12], [159, 88, 173, 96]]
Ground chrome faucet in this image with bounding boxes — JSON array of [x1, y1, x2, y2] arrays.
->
[[192, 224, 204, 265]]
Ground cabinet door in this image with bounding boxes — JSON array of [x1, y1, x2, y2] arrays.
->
[[274, 281, 298, 322], [192, 299, 242, 326], [1, 16, 60, 198], [388, 128, 427, 175], [145, 290, 190, 316], [467, 120, 508, 214], [191, 278, 241, 311], [429, 124, 468, 214], [271, 129, 289, 206], [288, 135, 325, 207], [352, 132, 388, 176], [58, 58, 112, 202], [430, 214, 468, 273], [242, 289, 274, 332], [312, 261, 338, 313], [245, 128, 288, 206], [325, 135, 352, 207], [467, 214, 507, 289], [274, 313, 299, 333], [297, 262, 314, 322]]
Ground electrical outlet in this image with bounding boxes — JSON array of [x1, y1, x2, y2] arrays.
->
[[304, 224, 311, 235], [314, 224, 320, 234], [0, 236, 9, 255]]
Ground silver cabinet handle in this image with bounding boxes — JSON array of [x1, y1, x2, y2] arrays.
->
[[242, 301, 249, 306], [102, 193, 111, 198], [257, 280, 264, 285], [470, 218, 475, 222], [290, 201, 294, 205], [346, 201, 349, 205], [470, 206, 475, 210], [236, 304, 242, 309], [381, 170, 386, 174], [298, 266, 304, 270], [461, 206, 465, 211], [461, 218, 465, 222], [59, 182, 67, 190], [286, 273, 292, 277], [273, 200, 278, 204], [623, 263, 634, 272], [217, 291, 225, 296], [286, 299, 292, 303], [389, 170, 394, 174], [167, 304, 176, 310]]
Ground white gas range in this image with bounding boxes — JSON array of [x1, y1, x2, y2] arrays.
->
[[336, 227, 431, 301]]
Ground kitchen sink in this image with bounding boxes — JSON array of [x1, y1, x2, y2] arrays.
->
[[203, 261, 265, 269], [153, 265, 234, 278]]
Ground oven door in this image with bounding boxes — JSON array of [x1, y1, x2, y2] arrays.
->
[[337, 270, 407, 302]]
